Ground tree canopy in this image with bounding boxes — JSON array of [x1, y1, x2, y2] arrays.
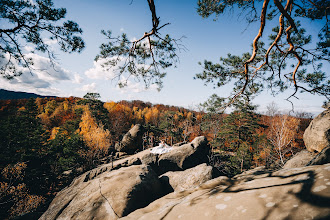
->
[[0, 0, 329, 108], [95, 0, 184, 90], [195, 0, 329, 107], [97, 0, 329, 107], [0, 0, 85, 79]]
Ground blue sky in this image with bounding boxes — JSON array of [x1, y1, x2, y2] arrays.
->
[[1, 0, 328, 115]]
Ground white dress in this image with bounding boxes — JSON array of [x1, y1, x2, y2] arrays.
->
[[150, 143, 172, 154]]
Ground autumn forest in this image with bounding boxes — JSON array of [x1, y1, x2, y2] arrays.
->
[[0, 94, 312, 219]]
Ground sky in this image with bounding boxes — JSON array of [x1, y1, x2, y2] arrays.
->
[[1, 0, 328, 115]]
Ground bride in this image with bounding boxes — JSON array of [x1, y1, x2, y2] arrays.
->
[[150, 140, 172, 154]]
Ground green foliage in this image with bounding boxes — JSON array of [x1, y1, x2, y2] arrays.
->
[[0, 0, 85, 78], [77, 98, 109, 130], [159, 111, 182, 144], [0, 99, 46, 166], [196, 0, 329, 105], [47, 132, 86, 174], [83, 92, 101, 101], [96, 30, 178, 90], [200, 94, 225, 113], [216, 94, 262, 174]]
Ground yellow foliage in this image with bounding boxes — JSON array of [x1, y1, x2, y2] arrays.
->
[[144, 107, 159, 124], [1, 162, 27, 181], [63, 100, 69, 111], [10, 194, 45, 217], [186, 112, 193, 120], [18, 106, 26, 112], [104, 101, 117, 113], [133, 106, 139, 112], [44, 100, 57, 115], [134, 109, 143, 121], [79, 108, 111, 153], [49, 127, 60, 140]]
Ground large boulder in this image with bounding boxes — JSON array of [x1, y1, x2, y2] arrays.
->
[[40, 165, 162, 220], [283, 150, 315, 169], [157, 136, 210, 174], [115, 124, 144, 154], [122, 163, 330, 220], [307, 146, 330, 166], [159, 163, 214, 192], [304, 109, 330, 153]]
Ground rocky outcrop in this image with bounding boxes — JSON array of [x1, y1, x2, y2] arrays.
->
[[157, 136, 210, 174], [283, 150, 315, 169], [40, 137, 211, 219], [115, 124, 144, 154], [84, 136, 210, 180], [40, 165, 162, 220], [304, 109, 330, 152], [41, 133, 330, 220], [122, 163, 330, 220], [307, 146, 330, 166], [159, 163, 214, 192]]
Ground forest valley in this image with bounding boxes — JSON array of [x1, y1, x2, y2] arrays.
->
[[0, 94, 312, 219]]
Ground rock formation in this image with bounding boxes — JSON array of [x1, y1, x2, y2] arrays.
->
[[115, 124, 144, 154], [159, 163, 214, 192], [303, 108, 330, 152], [157, 136, 210, 174], [40, 134, 330, 220], [122, 164, 330, 220], [307, 146, 330, 166], [283, 150, 315, 169], [40, 165, 162, 219]]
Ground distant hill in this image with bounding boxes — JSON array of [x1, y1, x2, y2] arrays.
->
[[0, 89, 56, 100]]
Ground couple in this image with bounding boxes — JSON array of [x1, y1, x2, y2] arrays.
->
[[150, 140, 173, 154]]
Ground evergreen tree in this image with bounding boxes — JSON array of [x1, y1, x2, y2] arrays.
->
[[1, 0, 85, 78], [217, 93, 261, 175]]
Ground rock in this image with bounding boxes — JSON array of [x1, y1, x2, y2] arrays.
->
[[40, 165, 162, 220], [157, 136, 210, 174], [122, 163, 330, 220], [140, 152, 160, 174], [115, 152, 128, 159], [304, 109, 330, 152], [283, 150, 315, 169], [62, 169, 73, 176], [115, 124, 144, 154], [307, 146, 330, 166], [75, 167, 84, 174], [172, 141, 187, 147], [159, 163, 214, 192]]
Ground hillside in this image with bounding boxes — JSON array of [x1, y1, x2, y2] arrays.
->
[[0, 89, 56, 100], [0, 95, 312, 219]]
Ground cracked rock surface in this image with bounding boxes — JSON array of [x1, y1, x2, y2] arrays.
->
[[39, 165, 162, 220], [122, 164, 330, 220]]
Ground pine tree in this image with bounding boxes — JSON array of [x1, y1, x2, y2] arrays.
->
[[217, 94, 261, 175]]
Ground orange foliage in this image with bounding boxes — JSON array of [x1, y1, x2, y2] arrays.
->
[[79, 107, 111, 154], [0, 162, 45, 218], [266, 114, 300, 165]]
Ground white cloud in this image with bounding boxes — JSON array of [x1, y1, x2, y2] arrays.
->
[[43, 38, 58, 46], [116, 76, 158, 94], [120, 28, 125, 32], [85, 57, 119, 80], [73, 73, 83, 84], [24, 46, 34, 53], [81, 83, 97, 92], [0, 52, 71, 96]]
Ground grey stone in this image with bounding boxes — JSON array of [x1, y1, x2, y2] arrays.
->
[[283, 150, 315, 169], [115, 124, 144, 154], [159, 163, 214, 192], [303, 109, 330, 152], [40, 165, 162, 220]]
